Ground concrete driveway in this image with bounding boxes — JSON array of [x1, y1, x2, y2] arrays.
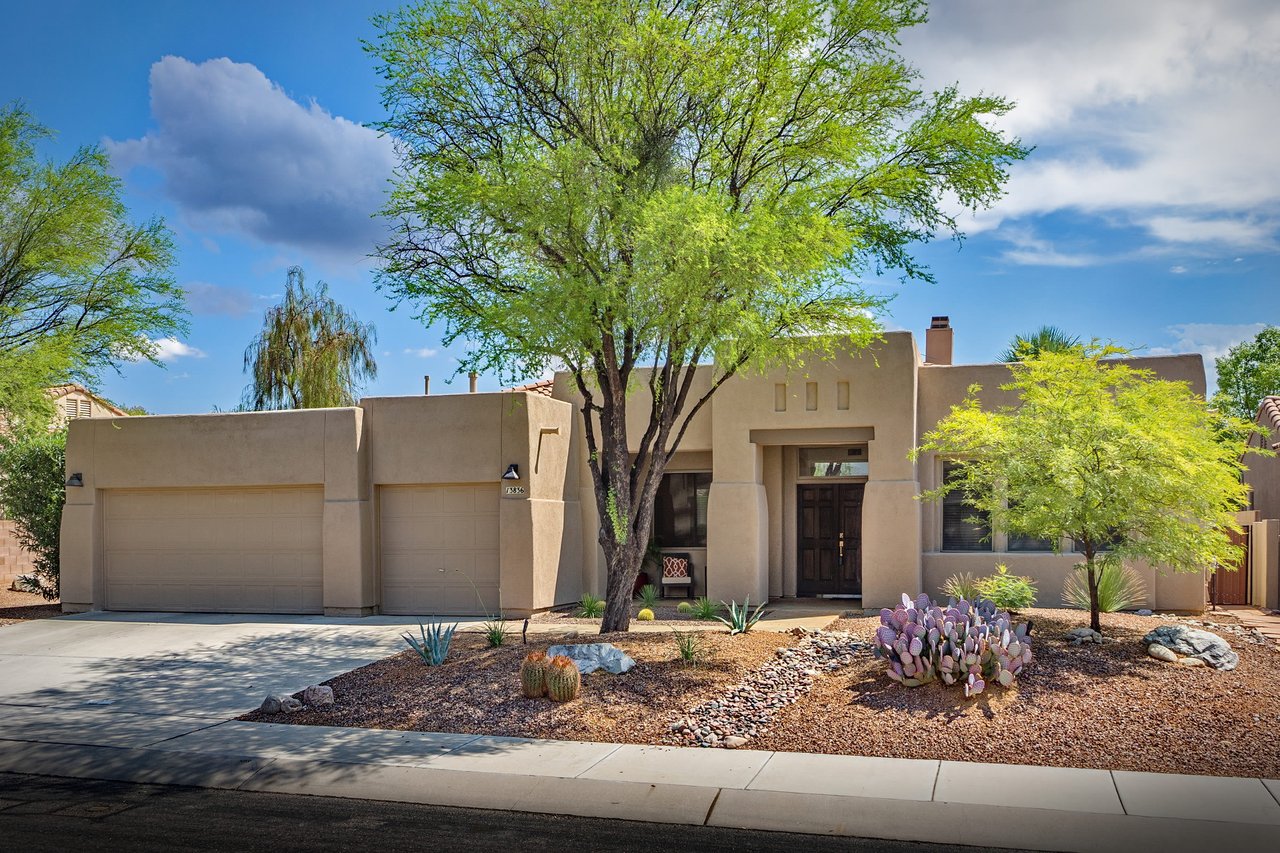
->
[[0, 611, 468, 748]]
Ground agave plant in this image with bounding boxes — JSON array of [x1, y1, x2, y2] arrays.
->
[[637, 583, 660, 610], [402, 621, 458, 666], [715, 597, 767, 635]]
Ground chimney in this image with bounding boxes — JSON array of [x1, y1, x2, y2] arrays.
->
[[469, 372, 478, 393], [423, 375, 430, 395], [925, 316, 953, 365]]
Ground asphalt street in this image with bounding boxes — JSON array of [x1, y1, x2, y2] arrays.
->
[[0, 771, 1027, 853]]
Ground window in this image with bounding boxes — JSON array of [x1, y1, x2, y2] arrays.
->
[[798, 446, 868, 478], [1008, 532, 1056, 552], [1072, 532, 1123, 553], [653, 472, 711, 548], [942, 461, 990, 551]]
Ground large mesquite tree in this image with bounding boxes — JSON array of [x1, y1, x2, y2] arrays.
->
[[370, 0, 1027, 631], [916, 346, 1263, 633]]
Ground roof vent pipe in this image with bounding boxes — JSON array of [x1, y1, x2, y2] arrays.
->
[[925, 316, 953, 366], [423, 375, 430, 395], [469, 372, 478, 393]]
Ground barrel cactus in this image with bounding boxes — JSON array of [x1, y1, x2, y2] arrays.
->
[[545, 655, 581, 701], [637, 608, 655, 621], [874, 593, 1033, 696], [520, 651, 548, 698]]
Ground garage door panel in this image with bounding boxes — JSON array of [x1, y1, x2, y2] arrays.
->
[[379, 484, 500, 615], [104, 487, 323, 614]]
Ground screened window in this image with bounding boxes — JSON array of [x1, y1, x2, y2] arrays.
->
[[942, 462, 990, 551], [654, 472, 711, 548], [1008, 532, 1057, 552], [798, 445, 868, 478]]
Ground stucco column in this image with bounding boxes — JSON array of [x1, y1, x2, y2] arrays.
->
[[707, 438, 769, 603], [59, 419, 97, 613], [860, 479, 922, 609], [321, 408, 375, 616]]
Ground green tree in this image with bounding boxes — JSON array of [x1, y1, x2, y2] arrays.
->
[[370, 0, 1028, 632], [0, 104, 186, 434], [999, 325, 1080, 362], [0, 429, 66, 599], [242, 266, 378, 409], [1213, 326, 1280, 421], [915, 346, 1262, 633]]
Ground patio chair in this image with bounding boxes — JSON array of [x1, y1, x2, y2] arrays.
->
[[659, 552, 694, 599]]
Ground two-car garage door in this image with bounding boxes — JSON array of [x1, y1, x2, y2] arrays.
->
[[104, 487, 324, 613]]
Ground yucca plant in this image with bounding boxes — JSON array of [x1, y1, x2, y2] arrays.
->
[[690, 596, 720, 620], [942, 571, 983, 603], [715, 597, 767, 635], [1063, 557, 1147, 613], [637, 583, 659, 610], [673, 630, 705, 666], [402, 621, 458, 666], [575, 593, 605, 618], [482, 619, 509, 647]]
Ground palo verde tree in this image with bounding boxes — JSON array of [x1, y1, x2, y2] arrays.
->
[[242, 266, 378, 409], [915, 346, 1263, 633], [0, 104, 186, 433], [1212, 325, 1280, 422], [370, 0, 1028, 632], [999, 325, 1080, 363]]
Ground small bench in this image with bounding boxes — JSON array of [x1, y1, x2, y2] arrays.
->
[[659, 552, 694, 599]]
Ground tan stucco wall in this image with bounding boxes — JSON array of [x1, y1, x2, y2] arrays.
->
[[1244, 432, 1280, 523], [61, 391, 578, 617]]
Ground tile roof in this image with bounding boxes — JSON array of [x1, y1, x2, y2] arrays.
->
[[1259, 396, 1280, 449], [508, 378, 555, 397]]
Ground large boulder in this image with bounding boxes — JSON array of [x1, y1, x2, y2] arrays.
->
[[545, 643, 636, 675], [1142, 625, 1238, 671]]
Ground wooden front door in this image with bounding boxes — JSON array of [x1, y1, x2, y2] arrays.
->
[[797, 483, 864, 596], [1211, 526, 1251, 605]]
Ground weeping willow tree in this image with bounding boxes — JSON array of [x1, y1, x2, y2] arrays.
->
[[242, 267, 378, 409], [370, 0, 1028, 632]]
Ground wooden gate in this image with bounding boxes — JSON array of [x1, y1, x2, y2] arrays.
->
[[1211, 526, 1251, 605]]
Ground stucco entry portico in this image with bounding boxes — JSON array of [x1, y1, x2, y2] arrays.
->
[[60, 320, 1210, 616]]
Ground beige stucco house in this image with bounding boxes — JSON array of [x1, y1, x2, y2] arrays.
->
[[60, 319, 1214, 616], [2, 385, 126, 590], [1242, 396, 1280, 609]]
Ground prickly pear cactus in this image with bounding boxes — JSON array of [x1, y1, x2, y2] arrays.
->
[[874, 592, 1033, 696], [545, 654, 581, 702], [520, 651, 548, 698]]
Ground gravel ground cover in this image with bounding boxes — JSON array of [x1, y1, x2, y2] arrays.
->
[[0, 588, 61, 628], [245, 606, 1280, 777], [530, 602, 725, 628]]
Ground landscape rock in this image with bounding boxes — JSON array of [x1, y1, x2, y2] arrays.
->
[[259, 694, 290, 713], [279, 696, 304, 713], [303, 685, 335, 707], [545, 643, 636, 675], [1136, 609, 1153, 616], [723, 735, 748, 749], [1147, 643, 1178, 663], [1065, 627, 1104, 645], [1142, 625, 1238, 671], [1177, 656, 1207, 667]]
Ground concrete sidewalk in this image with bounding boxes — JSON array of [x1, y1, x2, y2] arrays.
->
[[0, 709, 1276, 852]]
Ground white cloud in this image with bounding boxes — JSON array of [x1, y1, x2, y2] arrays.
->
[[900, 1, 1280, 250], [1169, 265, 1187, 274], [184, 282, 257, 317], [150, 337, 207, 362], [1147, 322, 1266, 390], [996, 227, 1104, 267], [403, 347, 439, 358], [106, 56, 395, 257]]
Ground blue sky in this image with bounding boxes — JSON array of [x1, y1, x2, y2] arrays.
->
[[3, 0, 1277, 414]]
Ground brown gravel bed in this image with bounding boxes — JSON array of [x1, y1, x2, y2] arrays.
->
[[751, 608, 1280, 778], [530, 602, 722, 628], [0, 588, 61, 627], [244, 630, 793, 744]]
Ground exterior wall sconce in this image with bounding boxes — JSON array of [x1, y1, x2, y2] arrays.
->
[[502, 464, 520, 481], [66, 473, 83, 487]]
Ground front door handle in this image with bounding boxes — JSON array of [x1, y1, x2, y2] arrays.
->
[[838, 531, 845, 559]]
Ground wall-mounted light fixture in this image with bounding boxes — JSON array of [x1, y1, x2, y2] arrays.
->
[[66, 473, 83, 487], [501, 463, 520, 481]]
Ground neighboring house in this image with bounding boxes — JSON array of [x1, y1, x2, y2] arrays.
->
[[1242, 396, 1280, 610], [2, 385, 127, 590], [59, 318, 1210, 617]]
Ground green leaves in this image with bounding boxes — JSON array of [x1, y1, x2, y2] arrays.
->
[[0, 429, 66, 599], [1213, 326, 1280, 421]]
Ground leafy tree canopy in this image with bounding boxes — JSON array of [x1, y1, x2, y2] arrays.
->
[[0, 428, 66, 599], [999, 324, 1080, 362], [0, 104, 186, 434], [242, 266, 378, 409], [915, 345, 1264, 632], [370, 0, 1028, 631], [1213, 325, 1280, 422]]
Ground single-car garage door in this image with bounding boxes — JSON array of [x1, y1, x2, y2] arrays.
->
[[380, 484, 500, 615], [104, 487, 324, 613]]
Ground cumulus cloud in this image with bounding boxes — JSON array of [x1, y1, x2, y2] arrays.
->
[[184, 282, 257, 317], [900, 1, 1280, 251], [403, 347, 439, 358], [150, 338, 207, 362], [106, 56, 395, 257], [996, 228, 1105, 267]]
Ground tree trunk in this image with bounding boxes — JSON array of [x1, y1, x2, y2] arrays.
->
[[600, 541, 643, 634], [1086, 554, 1102, 634]]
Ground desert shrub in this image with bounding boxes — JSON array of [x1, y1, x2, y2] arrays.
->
[[402, 621, 457, 666], [942, 571, 982, 603], [673, 630, 705, 666], [0, 429, 66, 599], [873, 593, 1032, 697], [637, 583, 659, 609], [715, 597, 766, 635], [1062, 557, 1146, 613], [482, 619, 509, 647], [575, 593, 605, 618], [690, 596, 720, 620], [976, 564, 1037, 611]]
